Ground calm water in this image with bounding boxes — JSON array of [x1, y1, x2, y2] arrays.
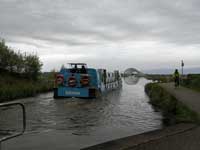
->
[[1, 78, 162, 150]]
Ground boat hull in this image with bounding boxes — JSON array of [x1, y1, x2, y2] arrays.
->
[[53, 87, 97, 98]]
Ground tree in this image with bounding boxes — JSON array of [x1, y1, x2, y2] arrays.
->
[[0, 39, 43, 79], [24, 55, 43, 80], [0, 40, 9, 70]]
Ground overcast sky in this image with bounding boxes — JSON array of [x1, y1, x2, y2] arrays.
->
[[0, 0, 200, 72]]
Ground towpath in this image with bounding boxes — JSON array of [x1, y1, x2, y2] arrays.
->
[[82, 83, 200, 150], [160, 83, 200, 114]]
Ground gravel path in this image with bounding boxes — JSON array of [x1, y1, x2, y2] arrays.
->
[[160, 83, 200, 114]]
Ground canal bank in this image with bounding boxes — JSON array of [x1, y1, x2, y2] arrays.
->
[[145, 83, 200, 124], [0, 72, 54, 102], [82, 123, 199, 150], [82, 83, 200, 150]]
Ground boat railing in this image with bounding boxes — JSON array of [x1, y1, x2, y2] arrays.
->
[[0, 102, 26, 149]]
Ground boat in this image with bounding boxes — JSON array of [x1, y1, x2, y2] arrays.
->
[[53, 63, 122, 98]]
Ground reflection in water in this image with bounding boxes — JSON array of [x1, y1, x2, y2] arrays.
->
[[1, 78, 162, 149], [124, 76, 140, 85]]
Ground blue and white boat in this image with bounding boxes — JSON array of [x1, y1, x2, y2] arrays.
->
[[53, 63, 122, 98]]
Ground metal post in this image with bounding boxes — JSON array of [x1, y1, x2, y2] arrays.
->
[[181, 60, 184, 75], [0, 102, 26, 142], [181, 60, 184, 85], [182, 66, 183, 75]]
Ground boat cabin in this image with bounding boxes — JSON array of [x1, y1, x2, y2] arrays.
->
[[68, 63, 87, 74]]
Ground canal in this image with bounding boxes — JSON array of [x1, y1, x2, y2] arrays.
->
[[1, 78, 162, 150]]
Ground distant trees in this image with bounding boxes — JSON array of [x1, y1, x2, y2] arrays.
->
[[0, 39, 42, 80]]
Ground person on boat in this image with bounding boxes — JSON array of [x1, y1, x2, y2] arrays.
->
[[174, 69, 180, 87], [74, 64, 77, 70], [71, 64, 78, 73], [80, 65, 87, 74]]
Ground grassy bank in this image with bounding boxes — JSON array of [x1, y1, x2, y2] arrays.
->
[[0, 39, 55, 102], [182, 74, 200, 92], [145, 83, 200, 125], [0, 71, 54, 102], [146, 74, 173, 83]]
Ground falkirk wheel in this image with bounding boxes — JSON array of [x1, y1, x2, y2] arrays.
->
[[123, 68, 144, 85]]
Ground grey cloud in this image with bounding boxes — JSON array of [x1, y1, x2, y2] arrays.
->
[[1, 0, 199, 45], [1, 0, 200, 71]]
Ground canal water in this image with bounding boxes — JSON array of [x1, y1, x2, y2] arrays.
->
[[1, 78, 162, 150]]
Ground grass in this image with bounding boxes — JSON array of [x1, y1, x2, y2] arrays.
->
[[145, 83, 200, 125], [0, 72, 54, 102], [146, 74, 173, 83], [181, 74, 200, 92]]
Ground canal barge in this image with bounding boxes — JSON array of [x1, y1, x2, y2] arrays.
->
[[53, 63, 122, 98]]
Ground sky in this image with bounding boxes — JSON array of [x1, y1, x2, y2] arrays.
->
[[0, 0, 200, 72]]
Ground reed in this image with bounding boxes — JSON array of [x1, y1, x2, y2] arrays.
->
[[0, 73, 54, 102]]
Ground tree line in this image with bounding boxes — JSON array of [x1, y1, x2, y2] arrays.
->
[[0, 39, 42, 80]]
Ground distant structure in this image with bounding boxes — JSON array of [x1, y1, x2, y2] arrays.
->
[[124, 68, 145, 77], [123, 68, 145, 85]]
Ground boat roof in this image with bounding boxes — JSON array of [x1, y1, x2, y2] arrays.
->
[[68, 63, 87, 66]]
